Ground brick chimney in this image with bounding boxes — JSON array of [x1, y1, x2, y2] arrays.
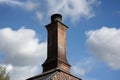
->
[[42, 14, 70, 72]]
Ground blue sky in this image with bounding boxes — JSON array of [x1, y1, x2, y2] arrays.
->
[[0, 0, 120, 80]]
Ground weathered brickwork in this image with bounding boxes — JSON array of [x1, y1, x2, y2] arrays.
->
[[52, 72, 80, 80]]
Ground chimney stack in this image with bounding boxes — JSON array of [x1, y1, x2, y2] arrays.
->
[[42, 14, 70, 72], [27, 14, 81, 80]]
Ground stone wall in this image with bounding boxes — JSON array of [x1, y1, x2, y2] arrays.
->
[[52, 71, 80, 80]]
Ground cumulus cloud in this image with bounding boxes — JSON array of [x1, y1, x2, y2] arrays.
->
[[0, 27, 47, 66], [86, 27, 120, 69], [0, 27, 47, 80]]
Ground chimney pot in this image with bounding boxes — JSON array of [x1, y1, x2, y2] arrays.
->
[[51, 14, 62, 22]]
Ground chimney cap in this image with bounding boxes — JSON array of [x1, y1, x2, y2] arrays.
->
[[51, 14, 62, 22]]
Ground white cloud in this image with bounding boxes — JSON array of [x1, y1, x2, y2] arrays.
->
[[71, 58, 92, 76], [23, 1, 39, 11], [0, 0, 22, 7], [0, 27, 47, 66], [10, 65, 40, 80], [86, 27, 120, 69], [0, 64, 41, 80], [47, 0, 100, 21], [0, 0, 100, 22], [72, 66, 86, 76], [0, 0, 39, 11], [0, 27, 47, 80]]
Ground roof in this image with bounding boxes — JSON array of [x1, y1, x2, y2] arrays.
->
[[26, 68, 81, 80]]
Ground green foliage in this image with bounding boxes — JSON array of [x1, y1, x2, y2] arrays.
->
[[0, 66, 10, 80]]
